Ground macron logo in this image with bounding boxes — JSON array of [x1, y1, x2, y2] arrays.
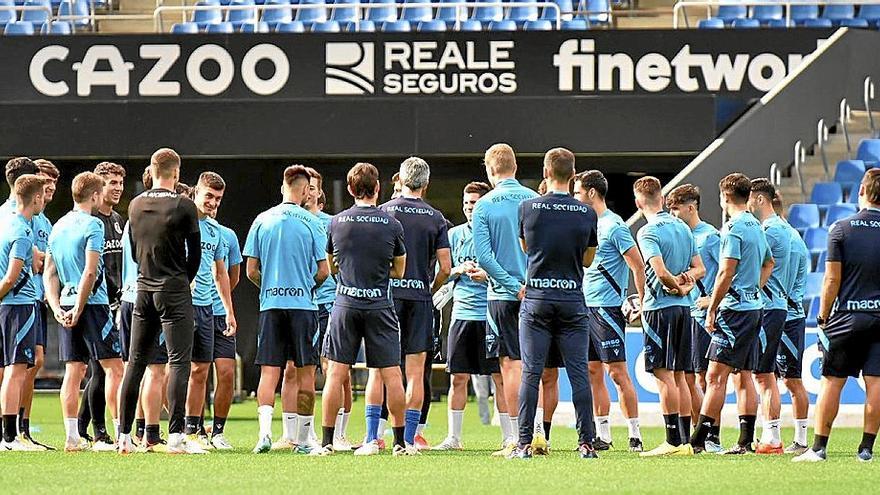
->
[[325, 42, 375, 95]]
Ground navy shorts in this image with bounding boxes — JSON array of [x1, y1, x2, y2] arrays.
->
[[59, 305, 121, 363], [447, 319, 500, 375], [641, 306, 692, 372], [776, 318, 806, 379], [691, 317, 712, 373], [707, 309, 762, 371], [587, 306, 627, 363], [323, 305, 400, 369], [394, 299, 434, 356], [755, 309, 787, 374], [256, 309, 319, 368], [192, 305, 215, 363], [487, 300, 521, 360], [34, 301, 48, 348], [818, 311, 880, 378], [118, 301, 167, 364], [317, 302, 332, 355], [1, 304, 36, 367], [213, 316, 236, 360], [518, 299, 589, 371]]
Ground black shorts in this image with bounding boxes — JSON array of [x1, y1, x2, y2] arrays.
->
[[323, 305, 400, 369], [34, 301, 47, 348], [691, 317, 712, 373], [192, 305, 215, 363], [641, 306, 692, 372], [317, 302, 332, 355], [587, 306, 627, 363], [394, 299, 433, 356], [59, 305, 121, 363], [518, 299, 589, 372], [487, 300, 521, 360], [255, 309, 319, 368], [755, 309, 787, 374], [707, 308, 762, 371], [118, 301, 168, 364], [777, 318, 806, 379], [213, 315, 236, 360], [819, 311, 880, 378], [447, 319, 500, 375], [0, 304, 36, 367]]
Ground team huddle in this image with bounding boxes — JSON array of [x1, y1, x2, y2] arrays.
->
[[0, 144, 878, 462]]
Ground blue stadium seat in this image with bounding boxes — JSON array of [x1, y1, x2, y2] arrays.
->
[[803, 17, 833, 27], [20, 0, 49, 28], [343, 19, 376, 31], [788, 204, 820, 233], [228, 0, 257, 26], [579, 0, 610, 24], [330, 0, 358, 23], [791, 5, 819, 24], [824, 203, 858, 227], [814, 251, 827, 271], [275, 20, 305, 31], [833, 159, 866, 188], [58, 0, 90, 27], [401, 0, 431, 23], [488, 19, 517, 30], [366, 0, 396, 22], [821, 4, 855, 25], [697, 17, 724, 29], [716, 4, 746, 24], [856, 139, 880, 166], [4, 19, 33, 34], [858, 4, 880, 23], [170, 21, 200, 33], [805, 297, 820, 327], [312, 19, 341, 31], [560, 18, 587, 29], [846, 182, 860, 204], [839, 17, 869, 27], [752, 4, 783, 23], [524, 19, 552, 30], [262, 3, 293, 26], [205, 21, 235, 32], [459, 18, 482, 30], [540, 0, 573, 21], [417, 19, 446, 31], [0, 1, 17, 26], [731, 17, 759, 28], [382, 19, 410, 31], [295, 0, 328, 24], [471, 0, 502, 23], [240, 20, 270, 31], [192, 1, 223, 27], [508, 4, 539, 26], [810, 182, 843, 211], [805, 272, 823, 301], [804, 227, 828, 256], [766, 18, 788, 28], [41, 20, 72, 33], [435, 0, 464, 26]]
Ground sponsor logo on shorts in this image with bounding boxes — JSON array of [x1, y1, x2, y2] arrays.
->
[[601, 338, 621, 349]]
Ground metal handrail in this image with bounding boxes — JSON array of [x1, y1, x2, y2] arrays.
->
[[154, 1, 564, 32], [865, 76, 876, 138], [794, 140, 806, 196], [840, 98, 852, 159], [769, 162, 780, 186], [817, 118, 829, 179], [672, 0, 880, 29]]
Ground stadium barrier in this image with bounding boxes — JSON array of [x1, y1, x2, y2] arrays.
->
[[673, 0, 880, 29]]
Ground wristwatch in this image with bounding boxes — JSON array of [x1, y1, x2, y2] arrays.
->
[[816, 315, 827, 327]]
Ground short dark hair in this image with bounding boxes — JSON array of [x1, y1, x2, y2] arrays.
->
[[575, 170, 608, 198], [305, 167, 323, 190], [749, 178, 776, 202], [176, 182, 192, 198], [719, 173, 752, 204], [34, 159, 60, 179], [284, 165, 310, 187], [151, 148, 180, 179], [666, 184, 701, 209], [544, 147, 575, 182], [72, 172, 105, 203], [464, 181, 491, 197], [198, 171, 226, 191], [864, 168, 880, 205], [5, 157, 39, 188], [94, 161, 126, 178], [633, 176, 662, 205], [347, 163, 379, 199], [14, 175, 46, 205]]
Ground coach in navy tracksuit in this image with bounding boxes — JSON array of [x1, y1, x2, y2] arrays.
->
[[512, 148, 599, 460]]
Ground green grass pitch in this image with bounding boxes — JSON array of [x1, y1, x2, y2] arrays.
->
[[1, 394, 875, 494]]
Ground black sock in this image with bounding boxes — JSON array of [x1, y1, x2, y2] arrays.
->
[[708, 424, 721, 443], [2, 414, 17, 442], [94, 423, 109, 441], [859, 432, 876, 453], [322, 426, 335, 448], [146, 424, 161, 445], [19, 410, 29, 438], [197, 416, 207, 436], [392, 426, 405, 448], [212, 416, 227, 437], [544, 422, 552, 441], [690, 414, 715, 446], [663, 414, 681, 446], [679, 416, 691, 445], [184, 415, 201, 435], [737, 415, 756, 447], [812, 434, 829, 452], [135, 419, 146, 439]]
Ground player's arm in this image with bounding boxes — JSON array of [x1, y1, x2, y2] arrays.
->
[[0, 258, 25, 301], [646, 255, 684, 295], [759, 254, 775, 289], [583, 246, 597, 267], [818, 262, 841, 324], [472, 204, 523, 295], [622, 246, 646, 305], [42, 254, 66, 325], [431, 247, 451, 295], [705, 257, 738, 332], [228, 263, 241, 291], [246, 257, 261, 287], [32, 245, 45, 275], [212, 259, 237, 335], [390, 255, 406, 279], [315, 259, 330, 286], [185, 230, 201, 282], [67, 250, 100, 327], [326, 251, 338, 275]]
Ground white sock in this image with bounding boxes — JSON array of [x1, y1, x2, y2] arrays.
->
[[627, 417, 642, 440], [113, 419, 121, 441], [65, 418, 79, 442], [508, 416, 519, 443], [795, 418, 809, 445], [377, 418, 387, 438], [449, 410, 464, 440], [498, 412, 511, 442], [535, 408, 545, 436], [258, 405, 274, 439], [296, 415, 313, 445], [341, 411, 351, 437], [596, 416, 612, 443], [334, 409, 344, 434], [281, 412, 297, 441], [761, 419, 782, 445]]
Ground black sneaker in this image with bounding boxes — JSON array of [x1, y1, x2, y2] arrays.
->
[[594, 438, 613, 451], [628, 438, 643, 452], [721, 443, 753, 455], [24, 433, 56, 451], [579, 443, 599, 459]]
